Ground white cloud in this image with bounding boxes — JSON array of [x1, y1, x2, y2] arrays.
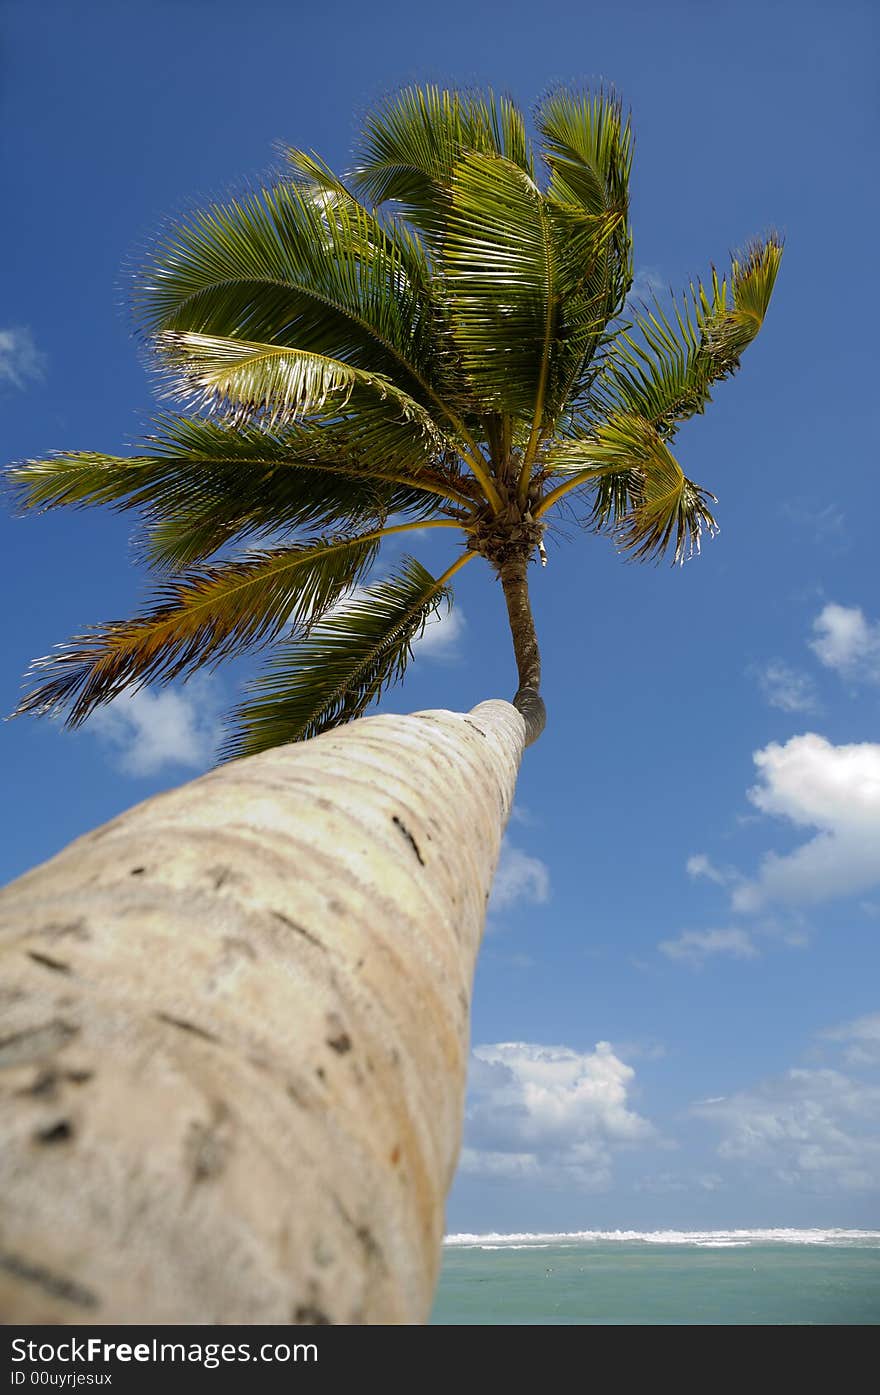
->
[[0, 326, 46, 390], [823, 1013, 880, 1066], [755, 660, 818, 713], [86, 677, 221, 776], [413, 603, 466, 660], [809, 603, 880, 684], [732, 734, 880, 910], [694, 1068, 880, 1191], [687, 853, 734, 886], [461, 1041, 655, 1188], [658, 927, 759, 967], [488, 838, 550, 915]]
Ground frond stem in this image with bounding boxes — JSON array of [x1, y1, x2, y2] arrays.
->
[[533, 469, 596, 519], [516, 210, 556, 506], [433, 549, 477, 589]]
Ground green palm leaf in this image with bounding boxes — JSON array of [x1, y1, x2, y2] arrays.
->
[[155, 330, 450, 440], [350, 85, 533, 231], [536, 89, 633, 218], [223, 556, 452, 757], [442, 152, 623, 427], [136, 179, 447, 415], [545, 412, 718, 563], [8, 415, 460, 570], [15, 532, 384, 725], [597, 237, 783, 437]]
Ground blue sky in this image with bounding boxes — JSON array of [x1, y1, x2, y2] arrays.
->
[[3, 0, 879, 1233]]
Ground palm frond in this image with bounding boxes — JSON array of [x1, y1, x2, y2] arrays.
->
[[536, 89, 633, 217], [280, 146, 436, 291], [541, 199, 632, 423], [155, 331, 449, 440], [223, 556, 450, 757], [7, 415, 458, 570], [441, 151, 626, 436], [546, 412, 718, 563], [442, 152, 554, 418], [15, 533, 383, 725], [350, 85, 533, 231], [596, 236, 783, 436], [135, 179, 445, 410]]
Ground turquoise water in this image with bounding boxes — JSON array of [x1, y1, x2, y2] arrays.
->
[[431, 1230, 880, 1324]]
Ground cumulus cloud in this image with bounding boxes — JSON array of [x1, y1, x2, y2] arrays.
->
[[86, 677, 221, 776], [0, 326, 46, 390], [658, 927, 759, 967], [732, 734, 880, 910], [809, 603, 880, 684], [488, 839, 550, 915], [694, 1068, 880, 1191], [755, 660, 818, 713], [822, 1013, 880, 1067], [461, 1041, 654, 1188], [413, 603, 466, 659]]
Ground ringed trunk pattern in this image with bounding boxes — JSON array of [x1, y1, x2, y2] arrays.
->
[[0, 700, 525, 1324]]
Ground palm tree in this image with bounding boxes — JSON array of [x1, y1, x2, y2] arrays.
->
[[2, 87, 780, 1323]]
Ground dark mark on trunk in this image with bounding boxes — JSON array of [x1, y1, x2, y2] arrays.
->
[[270, 911, 326, 951], [18, 1069, 58, 1099], [0, 1252, 99, 1310], [186, 1112, 230, 1183], [35, 1119, 74, 1145], [155, 1013, 220, 1044], [0, 1021, 78, 1070], [292, 1303, 331, 1325], [392, 814, 425, 866], [26, 951, 71, 974], [41, 920, 89, 942], [463, 718, 487, 737], [17, 1067, 93, 1100], [332, 1195, 386, 1268]]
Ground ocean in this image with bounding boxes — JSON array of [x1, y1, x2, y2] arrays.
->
[[431, 1230, 880, 1324]]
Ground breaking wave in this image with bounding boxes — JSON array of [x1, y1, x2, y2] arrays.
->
[[444, 1228, 880, 1249]]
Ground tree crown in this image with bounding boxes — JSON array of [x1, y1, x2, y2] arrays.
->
[[9, 85, 781, 754]]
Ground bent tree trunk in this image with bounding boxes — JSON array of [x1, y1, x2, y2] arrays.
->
[[0, 700, 525, 1324]]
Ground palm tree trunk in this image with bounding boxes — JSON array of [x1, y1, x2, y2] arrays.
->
[[0, 700, 525, 1324], [499, 555, 546, 746]]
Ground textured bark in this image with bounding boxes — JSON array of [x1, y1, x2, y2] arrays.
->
[[0, 700, 525, 1324], [498, 557, 546, 746]]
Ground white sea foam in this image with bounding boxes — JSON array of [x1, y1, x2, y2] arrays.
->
[[479, 1243, 550, 1250], [444, 1228, 880, 1249]]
